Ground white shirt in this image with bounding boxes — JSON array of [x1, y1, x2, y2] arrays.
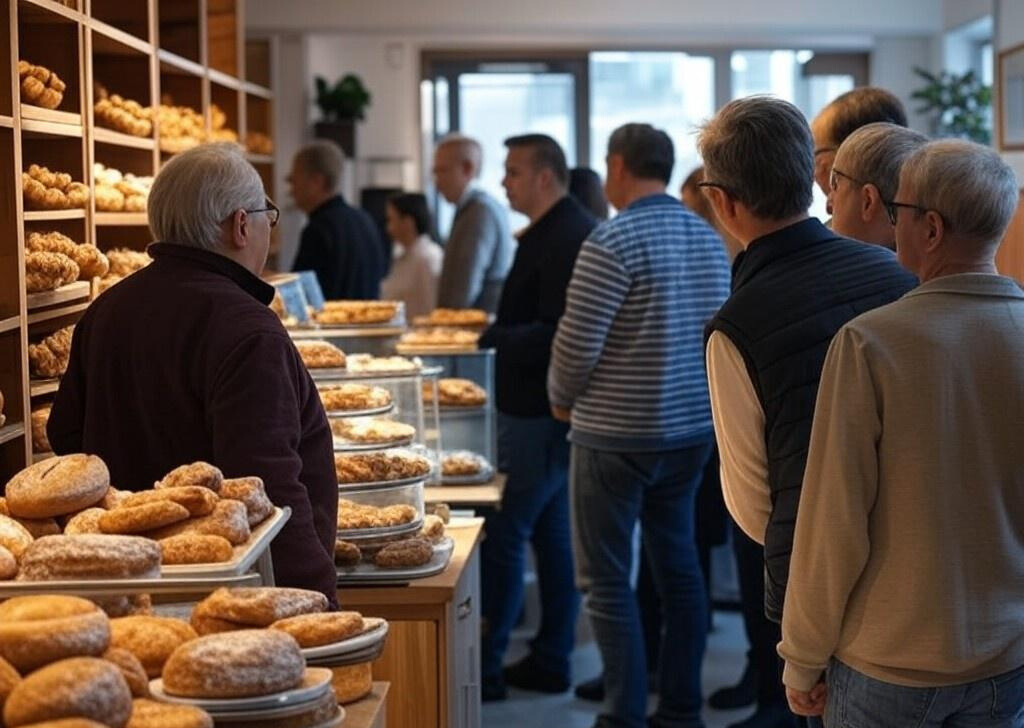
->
[[379, 235, 443, 319]]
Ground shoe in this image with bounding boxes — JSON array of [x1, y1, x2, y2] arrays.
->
[[481, 676, 507, 702], [709, 663, 756, 710], [726, 701, 798, 728], [503, 653, 570, 694], [574, 674, 604, 702]]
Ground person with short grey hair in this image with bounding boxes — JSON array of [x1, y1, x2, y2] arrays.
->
[[289, 140, 384, 300], [780, 139, 1024, 724], [828, 122, 928, 249], [700, 96, 916, 728], [49, 143, 340, 604]]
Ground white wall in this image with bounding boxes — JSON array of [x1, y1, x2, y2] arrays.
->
[[870, 37, 935, 132], [944, 0, 992, 30], [996, 0, 1024, 182]]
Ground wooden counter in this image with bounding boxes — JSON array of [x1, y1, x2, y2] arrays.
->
[[339, 522, 483, 728], [345, 682, 389, 728], [425, 473, 504, 508]]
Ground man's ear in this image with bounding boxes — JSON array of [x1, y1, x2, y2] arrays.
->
[[227, 209, 248, 251], [924, 210, 944, 253], [861, 184, 882, 223]]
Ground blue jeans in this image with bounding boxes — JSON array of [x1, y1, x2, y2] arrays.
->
[[826, 659, 1024, 727], [480, 413, 580, 682], [571, 441, 713, 728]]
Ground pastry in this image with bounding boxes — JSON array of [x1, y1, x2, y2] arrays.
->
[[109, 616, 197, 679], [16, 535, 161, 581], [99, 501, 190, 535], [0, 656, 18, 713], [22, 166, 89, 210], [442, 452, 483, 476], [0, 545, 16, 580], [245, 131, 273, 155], [190, 587, 328, 628], [118, 486, 218, 517], [334, 451, 432, 484], [420, 514, 446, 543], [0, 596, 110, 674], [25, 251, 79, 293], [373, 537, 433, 568], [26, 232, 109, 280], [330, 662, 373, 704], [27, 326, 75, 380], [268, 612, 365, 649], [334, 539, 361, 567], [18, 61, 65, 110], [126, 699, 211, 728], [337, 499, 418, 531], [345, 354, 418, 373], [100, 488, 132, 510], [0, 515, 34, 558], [94, 94, 153, 139], [399, 327, 479, 348], [3, 657, 132, 728], [331, 418, 415, 445], [159, 534, 233, 565], [220, 477, 274, 527], [63, 508, 106, 535], [414, 308, 489, 326], [145, 499, 250, 545], [30, 405, 51, 452], [428, 502, 451, 524], [294, 340, 347, 369], [102, 648, 149, 698], [157, 103, 206, 153], [318, 383, 392, 412], [160, 630, 305, 699], [427, 378, 488, 407], [5, 455, 109, 519], [13, 516, 60, 539], [188, 614, 249, 636], [105, 249, 151, 278], [314, 300, 399, 325], [155, 462, 223, 493]]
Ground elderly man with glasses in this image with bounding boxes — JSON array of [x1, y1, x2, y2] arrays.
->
[[780, 139, 1024, 725], [49, 143, 339, 604], [698, 96, 916, 728]]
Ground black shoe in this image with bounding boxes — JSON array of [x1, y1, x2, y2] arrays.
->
[[503, 654, 570, 694], [726, 701, 798, 728], [482, 676, 507, 702], [709, 663, 756, 710], [574, 674, 604, 702]]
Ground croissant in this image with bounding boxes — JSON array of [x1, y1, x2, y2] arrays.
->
[[25, 250, 79, 293]]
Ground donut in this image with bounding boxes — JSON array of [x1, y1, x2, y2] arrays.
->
[[126, 698, 211, 728], [0, 515, 32, 558], [330, 662, 373, 704], [160, 630, 305, 699], [334, 539, 361, 567], [0, 655, 19, 712], [3, 657, 132, 728], [0, 545, 17, 580], [374, 537, 433, 569], [268, 611, 365, 649], [145, 500, 250, 545], [118, 487, 218, 517], [5, 455, 110, 519], [159, 534, 233, 565], [63, 508, 105, 535], [109, 616, 197, 679], [190, 587, 329, 628], [16, 535, 162, 581], [155, 463, 222, 494], [219, 477, 274, 527], [102, 648, 149, 698], [99, 502, 190, 535], [0, 596, 110, 673]]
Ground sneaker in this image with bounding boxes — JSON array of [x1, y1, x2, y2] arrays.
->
[[709, 663, 756, 710], [503, 653, 570, 694]]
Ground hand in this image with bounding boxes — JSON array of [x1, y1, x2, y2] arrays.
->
[[550, 405, 571, 422], [786, 682, 826, 717]]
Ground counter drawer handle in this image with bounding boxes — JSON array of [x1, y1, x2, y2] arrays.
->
[[457, 596, 473, 619]]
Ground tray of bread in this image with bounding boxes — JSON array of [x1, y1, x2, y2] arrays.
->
[[318, 382, 394, 418], [330, 418, 416, 452], [395, 327, 481, 354], [295, 339, 348, 373], [335, 448, 435, 489], [336, 517, 454, 584], [412, 307, 492, 328], [313, 300, 405, 327], [440, 451, 495, 485], [423, 378, 489, 410], [336, 487, 424, 540]]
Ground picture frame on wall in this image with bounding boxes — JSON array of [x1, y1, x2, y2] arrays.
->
[[998, 42, 1024, 151]]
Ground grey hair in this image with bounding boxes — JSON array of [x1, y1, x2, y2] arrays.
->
[[148, 143, 265, 251], [835, 123, 928, 203], [900, 139, 1019, 246], [437, 133, 482, 177], [294, 140, 345, 191], [697, 95, 814, 220]]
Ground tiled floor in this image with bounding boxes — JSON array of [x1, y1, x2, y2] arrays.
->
[[483, 610, 755, 728]]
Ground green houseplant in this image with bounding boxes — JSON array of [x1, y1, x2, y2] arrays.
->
[[911, 67, 992, 144], [313, 74, 372, 157]]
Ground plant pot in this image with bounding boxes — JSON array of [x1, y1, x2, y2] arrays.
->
[[315, 120, 357, 158]]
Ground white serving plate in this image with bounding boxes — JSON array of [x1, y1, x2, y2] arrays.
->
[[324, 402, 394, 419], [338, 517, 424, 541], [333, 434, 415, 452], [300, 618, 389, 660], [337, 536, 454, 584], [149, 667, 332, 713], [160, 506, 290, 578]]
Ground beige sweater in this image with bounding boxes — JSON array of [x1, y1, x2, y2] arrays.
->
[[780, 273, 1024, 691]]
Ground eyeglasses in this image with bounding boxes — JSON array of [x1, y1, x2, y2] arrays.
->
[[697, 180, 737, 197], [829, 168, 869, 192], [884, 200, 932, 226], [245, 198, 280, 227]]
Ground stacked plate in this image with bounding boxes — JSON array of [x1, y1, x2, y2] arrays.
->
[[303, 617, 390, 667]]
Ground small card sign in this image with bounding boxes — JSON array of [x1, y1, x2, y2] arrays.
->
[[276, 278, 310, 324], [297, 270, 326, 312]]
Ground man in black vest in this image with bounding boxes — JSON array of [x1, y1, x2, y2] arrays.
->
[[697, 96, 916, 728]]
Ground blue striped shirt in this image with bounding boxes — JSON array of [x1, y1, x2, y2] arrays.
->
[[547, 193, 731, 451]]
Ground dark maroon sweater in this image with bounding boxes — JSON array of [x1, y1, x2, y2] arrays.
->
[[48, 243, 338, 603]]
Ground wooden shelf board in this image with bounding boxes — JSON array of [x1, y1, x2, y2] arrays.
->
[[0, 115, 14, 129], [26, 281, 90, 311], [88, 19, 153, 56], [94, 212, 148, 226], [21, 116, 84, 138], [158, 50, 205, 78], [26, 300, 89, 325], [20, 105, 82, 127], [18, 0, 83, 24], [0, 423, 25, 446], [0, 315, 22, 334], [29, 379, 60, 397], [24, 209, 86, 221], [93, 126, 155, 150], [209, 69, 243, 91], [244, 83, 273, 100], [246, 153, 273, 165]]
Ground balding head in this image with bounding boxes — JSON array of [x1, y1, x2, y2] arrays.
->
[[433, 134, 482, 203]]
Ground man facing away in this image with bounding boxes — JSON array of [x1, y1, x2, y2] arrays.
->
[[289, 140, 384, 300], [699, 96, 917, 727], [432, 134, 515, 312], [780, 139, 1024, 726], [549, 123, 731, 728]]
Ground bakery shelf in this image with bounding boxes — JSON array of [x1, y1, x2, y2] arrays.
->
[[18, 0, 85, 24], [244, 82, 273, 100], [94, 212, 148, 226], [88, 18, 154, 56], [19, 105, 82, 127], [246, 152, 273, 165], [26, 299, 89, 325], [23, 209, 86, 221], [20, 115, 84, 138], [26, 280, 90, 311], [0, 315, 22, 334], [0, 423, 25, 446], [0, 115, 14, 129], [93, 126, 155, 150], [29, 378, 60, 397], [157, 49, 205, 78]]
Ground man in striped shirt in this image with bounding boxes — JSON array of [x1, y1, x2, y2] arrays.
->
[[548, 123, 732, 728]]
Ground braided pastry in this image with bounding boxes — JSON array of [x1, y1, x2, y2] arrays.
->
[[28, 325, 74, 379], [25, 251, 79, 293], [27, 232, 110, 280], [22, 166, 89, 210]]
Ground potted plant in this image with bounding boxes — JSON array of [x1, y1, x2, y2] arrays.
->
[[911, 67, 992, 144], [313, 74, 372, 157]]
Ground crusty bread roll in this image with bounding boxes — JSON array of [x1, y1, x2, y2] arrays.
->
[[3, 657, 132, 728], [161, 630, 304, 699], [159, 534, 233, 565], [188, 614, 249, 636], [269, 612, 365, 649], [155, 462, 222, 494], [63, 508, 105, 535], [126, 698, 211, 728], [109, 616, 197, 679], [330, 662, 373, 704], [190, 587, 329, 628], [0, 655, 20, 713], [100, 488, 131, 510], [118, 487, 218, 517], [0, 596, 110, 673], [99, 501, 190, 535], [0, 545, 17, 580], [145, 500, 250, 545], [102, 648, 149, 698], [0, 515, 32, 558], [5, 456, 109, 519], [220, 477, 274, 527], [12, 516, 60, 540], [16, 535, 161, 581]]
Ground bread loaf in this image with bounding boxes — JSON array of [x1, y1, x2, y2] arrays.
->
[[5, 456, 109, 519], [102, 648, 149, 698], [330, 662, 373, 704], [0, 596, 110, 673], [0, 656, 20, 713], [17, 535, 161, 581], [159, 534, 233, 565], [145, 500, 249, 545], [118, 487, 218, 517], [190, 587, 328, 628], [155, 462, 223, 493], [220, 477, 274, 527], [269, 612, 365, 649], [109, 616, 197, 679], [0, 515, 33, 558], [126, 698, 212, 728], [3, 657, 132, 728]]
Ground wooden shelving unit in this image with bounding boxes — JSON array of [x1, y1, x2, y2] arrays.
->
[[0, 0, 275, 479]]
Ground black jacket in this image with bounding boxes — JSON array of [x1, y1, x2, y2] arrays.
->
[[479, 195, 596, 417], [293, 195, 384, 300]]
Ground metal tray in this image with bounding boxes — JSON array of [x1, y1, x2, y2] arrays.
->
[[395, 343, 479, 355], [336, 537, 454, 584], [301, 619, 389, 660], [150, 668, 333, 717], [338, 474, 431, 492], [0, 571, 262, 598], [338, 517, 424, 541], [324, 402, 394, 419], [160, 507, 290, 577]]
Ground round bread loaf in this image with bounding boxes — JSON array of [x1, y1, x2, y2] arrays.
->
[[0, 515, 33, 558], [0, 655, 20, 712], [190, 587, 329, 627], [331, 662, 373, 704], [219, 477, 274, 527], [109, 616, 197, 679], [102, 648, 149, 698], [99, 502, 190, 535], [159, 534, 233, 565], [161, 630, 304, 699], [155, 463, 223, 494], [269, 611, 365, 648], [5, 456, 110, 519], [3, 657, 132, 728], [0, 545, 17, 580], [16, 535, 161, 581], [12, 516, 60, 539], [62, 508, 105, 535], [0, 596, 110, 673], [126, 698, 212, 728], [118, 487, 218, 517]]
